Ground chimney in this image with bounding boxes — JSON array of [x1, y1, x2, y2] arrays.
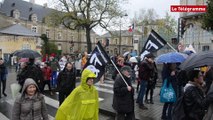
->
[[43, 3, 47, 8], [30, 0, 35, 4]]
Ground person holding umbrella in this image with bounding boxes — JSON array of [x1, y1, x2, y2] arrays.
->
[[182, 68, 213, 120]]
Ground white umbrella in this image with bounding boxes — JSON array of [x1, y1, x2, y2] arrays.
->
[[123, 51, 130, 57], [129, 57, 138, 63]]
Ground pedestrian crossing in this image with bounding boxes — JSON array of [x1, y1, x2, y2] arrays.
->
[[0, 79, 117, 120]]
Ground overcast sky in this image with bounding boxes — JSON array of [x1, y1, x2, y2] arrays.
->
[[0, 0, 180, 34]]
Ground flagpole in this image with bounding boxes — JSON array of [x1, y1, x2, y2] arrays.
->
[[110, 59, 129, 86], [166, 42, 177, 52]]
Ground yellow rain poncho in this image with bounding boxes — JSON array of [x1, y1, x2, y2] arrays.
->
[[55, 69, 99, 120]]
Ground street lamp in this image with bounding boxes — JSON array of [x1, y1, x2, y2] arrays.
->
[[119, 13, 128, 55]]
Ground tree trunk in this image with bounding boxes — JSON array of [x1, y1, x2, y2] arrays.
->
[[85, 27, 92, 53]]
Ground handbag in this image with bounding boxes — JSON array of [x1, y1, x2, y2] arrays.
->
[[10, 83, 21, 99], [160, 79, 176, 103]]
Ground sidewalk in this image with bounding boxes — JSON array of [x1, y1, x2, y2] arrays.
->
[[99, 77, 164, 120]]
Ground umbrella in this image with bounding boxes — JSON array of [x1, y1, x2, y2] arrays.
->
[[123, 51, 130, 57], [18, 58, 29, 62], [129, 56, 138, 63], [13, 49, 41, 58], [180, 51, 213, 70], [155, 52, 188, 64]]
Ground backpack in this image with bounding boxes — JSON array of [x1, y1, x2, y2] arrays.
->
[[171, 95, 186, 120]]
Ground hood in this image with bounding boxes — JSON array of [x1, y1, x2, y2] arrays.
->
[[184, 82, 195, 92], [22, 78, 39, 94], [80, 69, 96, 90]]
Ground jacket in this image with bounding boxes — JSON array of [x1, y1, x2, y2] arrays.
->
[[55, 69, 99, 120], [112, 74, 134, 113], [12, 78, 49, 120], [57, 68, 76, 92], [184, 83, 209, 120], [139, 60, 154, 81], [203, 83, 213, 120], [42, 66, 52, 80]]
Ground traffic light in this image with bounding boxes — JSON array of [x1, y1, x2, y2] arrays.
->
[[106, 38, 109, 47], [171, 38, 178, 44], [181, 19, 186, 36]]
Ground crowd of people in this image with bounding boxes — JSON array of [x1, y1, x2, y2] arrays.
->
[[1, 49, 213, 120]]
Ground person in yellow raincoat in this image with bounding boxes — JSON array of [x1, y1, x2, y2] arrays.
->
[[55, 69, 99, 120]]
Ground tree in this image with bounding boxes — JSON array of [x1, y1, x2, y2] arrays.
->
[[157, 12, 177, 42], [48, 0, 126, 53], [203, 0, 213, 30], [40, 34, 58, 55]]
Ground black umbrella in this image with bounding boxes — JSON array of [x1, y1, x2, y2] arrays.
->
[[13, 49, 41, 58], [179, 51, 213, 70]]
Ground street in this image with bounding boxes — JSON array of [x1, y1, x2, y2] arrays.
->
[[0, 67, 164, 120], [0, 67, 114, 120]]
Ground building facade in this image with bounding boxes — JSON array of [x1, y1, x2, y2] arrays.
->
[[101, 30, 142, 56], [179, 0, 213, 52], [0, 0, 100, 59]]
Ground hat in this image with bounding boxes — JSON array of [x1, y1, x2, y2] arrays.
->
[[145, 53, 155, 58], [121, 66, 132, 73]]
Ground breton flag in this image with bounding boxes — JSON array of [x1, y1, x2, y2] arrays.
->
[[84, 41, 111, 83], [128, 24, 134, 32], [140, 29, 167, 60]]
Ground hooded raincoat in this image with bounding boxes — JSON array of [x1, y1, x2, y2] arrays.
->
[[12, 78, 48, 120], [55, 69, 99, 120]]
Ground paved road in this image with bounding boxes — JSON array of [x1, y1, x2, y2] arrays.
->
[[1, 67, 164, 120], [0, 67, 114, 120]]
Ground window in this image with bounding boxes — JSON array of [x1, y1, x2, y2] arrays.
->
[[46, 29, 50, 38], [30, 14, 37, 22], [58, 44, 62, 50], [11, 9, 20, 19], [31, 26, 37, 33], [22, 44, 31, 49], [71, 36, 74, 41], [57, 32, 62, 39], [202, 46, 209, 51]]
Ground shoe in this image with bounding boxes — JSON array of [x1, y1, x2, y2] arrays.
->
[[3, 93, 7, 97], [139, 105, 148, 110], [150, 100, 154, 104], [144, 99, 149, 104]]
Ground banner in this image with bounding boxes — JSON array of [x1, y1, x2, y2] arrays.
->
[[140, 29, 167, 60], [84, 41, 111, 83]]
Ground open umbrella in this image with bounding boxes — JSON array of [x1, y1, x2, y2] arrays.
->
[[13, 49, 41, 58], [129, 56, 138, 63], [18, 58, 29, 62], [123, 51, 130, 57], [155, 52, 188, 64], [179, 51, 213, 70]]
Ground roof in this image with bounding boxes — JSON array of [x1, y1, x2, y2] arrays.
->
[[0, 0, 52, 22], [0, 24, 40, 36], [102, 30, 141, 38]]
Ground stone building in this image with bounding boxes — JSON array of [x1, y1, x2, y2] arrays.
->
[[179, 0, 213, 52], [0, 0, 100, 59], [101, 30, 142, 56]]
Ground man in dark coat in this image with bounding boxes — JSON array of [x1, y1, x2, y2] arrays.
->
[[57, 62, 76, 105], [112, 66, 135, 120], [0, 58, 7, 97], [137, 53, 155, 110]]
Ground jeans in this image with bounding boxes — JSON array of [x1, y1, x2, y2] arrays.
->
[[137, 80, 148, 105], [162, 102, 173, 120], [51, 71, 58, 88]]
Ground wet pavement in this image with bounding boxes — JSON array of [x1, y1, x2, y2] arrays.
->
[[0, 67, 164, 120]]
